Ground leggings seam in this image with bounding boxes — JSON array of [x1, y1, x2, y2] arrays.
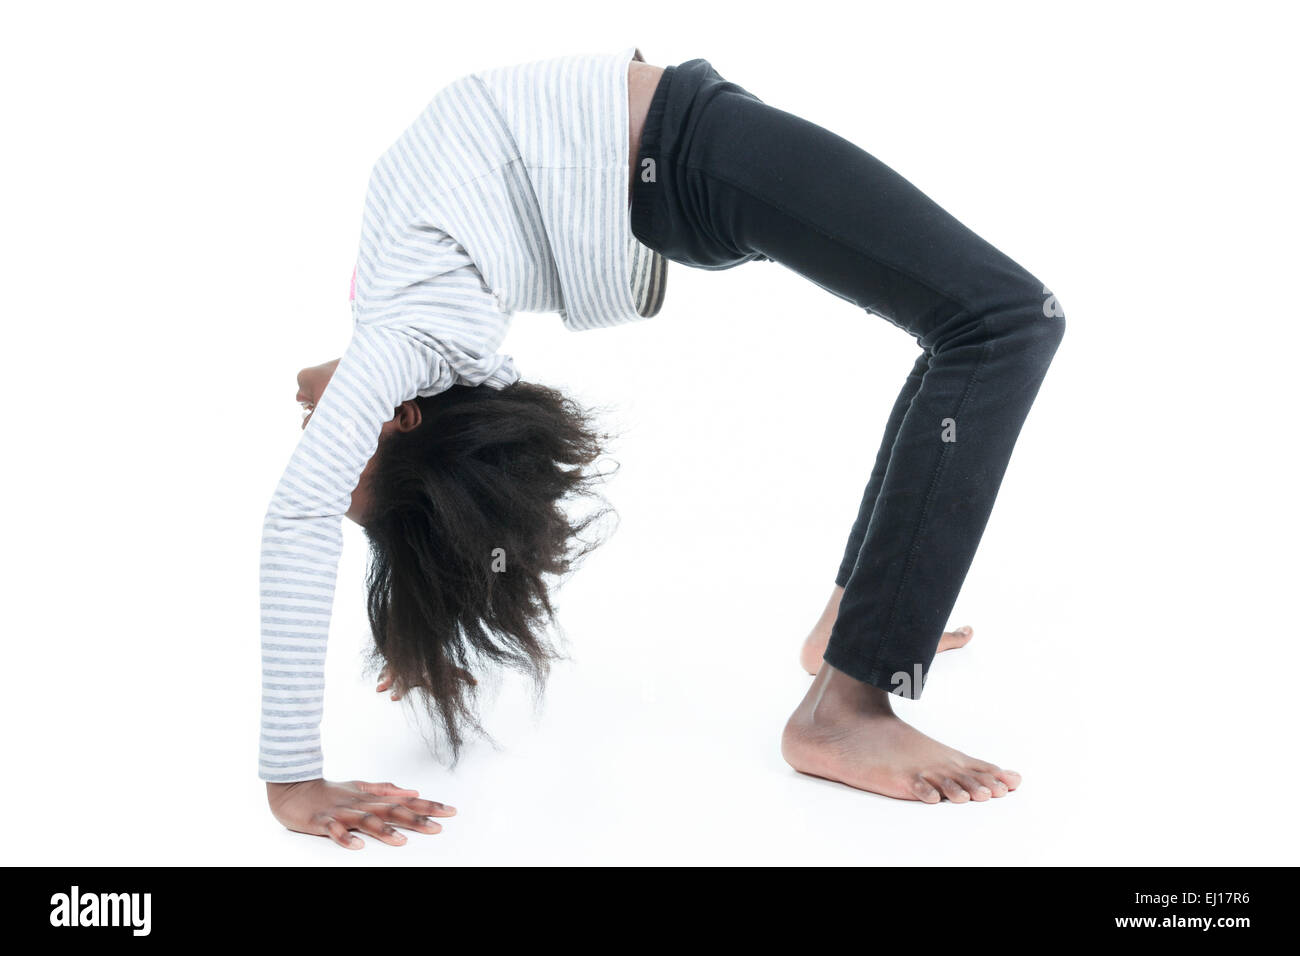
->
[[866, 325, 992, 685], [680, 159, 980, 318]]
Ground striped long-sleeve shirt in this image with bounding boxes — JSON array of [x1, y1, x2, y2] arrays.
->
[[259, 45, 669, 782]]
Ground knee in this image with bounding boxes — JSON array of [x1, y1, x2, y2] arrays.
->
[[1005, 283, 1065, 368], [932, 277, 1065, 368], [1029, 301, 1066, 358], [1038, 284, 1067, 345]]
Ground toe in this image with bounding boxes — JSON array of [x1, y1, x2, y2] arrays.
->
[[956, 773, 993, 801], [911, 777, 942, 804], [936, 776, 970, 803], [973, 764, 1021, 792], [972, 771, 1008, 797], [994, 769, 1022, 791]]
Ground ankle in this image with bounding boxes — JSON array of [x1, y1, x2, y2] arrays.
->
[[808, 663, 896, 720]]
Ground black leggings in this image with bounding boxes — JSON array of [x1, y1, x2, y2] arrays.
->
[[631, 59, 1065, 698]]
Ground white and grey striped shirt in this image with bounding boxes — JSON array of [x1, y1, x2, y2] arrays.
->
[[259, 45, 669, 782]]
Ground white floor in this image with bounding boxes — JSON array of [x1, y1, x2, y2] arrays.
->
[[14, 430, 1297, 865], [3, 3, 1297, 867]]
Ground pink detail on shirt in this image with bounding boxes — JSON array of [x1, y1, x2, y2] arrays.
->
[[349, 266, 356, 301]]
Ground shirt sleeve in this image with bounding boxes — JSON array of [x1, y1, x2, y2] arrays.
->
[[257, 324, 431, 781], [258, 269, 523, 781]]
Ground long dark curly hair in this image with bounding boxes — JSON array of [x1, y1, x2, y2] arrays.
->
[[360, 380, 616, 764]]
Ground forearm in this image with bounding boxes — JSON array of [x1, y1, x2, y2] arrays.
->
[[258, 507, 341, 781]]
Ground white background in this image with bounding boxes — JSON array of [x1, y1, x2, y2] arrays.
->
[[2, 1, 1296, 866]]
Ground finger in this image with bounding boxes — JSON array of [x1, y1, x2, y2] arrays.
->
[[358, 802, 444, 834], [324, 817, 364, 850], [400, 796, 457, 817], [354, 780, 420, 798], [376, 676, 392, 692], [335, 808, 407, 846]]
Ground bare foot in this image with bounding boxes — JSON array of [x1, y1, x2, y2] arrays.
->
[[799, 585, 973, 675], [781, 662, 1021, 803]]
